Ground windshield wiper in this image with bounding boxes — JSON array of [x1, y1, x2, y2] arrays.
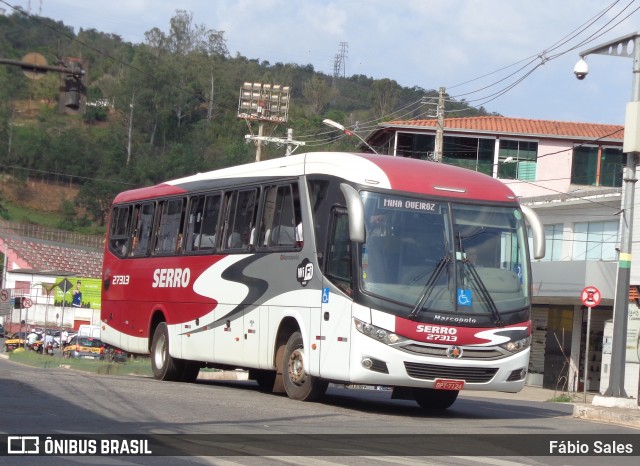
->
[[462, 258, 504, 327], [408, 256, 450, 319]]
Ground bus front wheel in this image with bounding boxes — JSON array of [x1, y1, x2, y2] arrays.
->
[[282, 331, 327, 401], [151, 322, 183, 381], [413, 387, 459, 410]]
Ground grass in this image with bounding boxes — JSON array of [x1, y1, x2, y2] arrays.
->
[[7, 348, 154, 377], [546, 394, 574, 403], [3, 201, 63, 227]]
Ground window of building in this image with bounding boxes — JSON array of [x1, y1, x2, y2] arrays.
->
[[572, 221, 618, 261], [396, 133, 435, 160], [535, 224, 563, 261], [600, 147, 624, 187], [571, 146, 623, 187], [498, 139, 538, 181], [443, 136, 494, 175]]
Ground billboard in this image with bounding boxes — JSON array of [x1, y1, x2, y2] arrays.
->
[[53, 277, 101, 310]]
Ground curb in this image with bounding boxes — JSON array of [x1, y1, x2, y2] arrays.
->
[[197, 370, 249, 381], [573, 403, 640, 428]]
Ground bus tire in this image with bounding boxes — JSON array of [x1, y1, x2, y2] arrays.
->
[[413, 387, 459, 410], [151, 322, 183, 381], [282, 331, 327, 401], [179, 361, 200, 383]]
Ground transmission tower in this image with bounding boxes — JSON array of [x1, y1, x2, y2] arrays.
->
[[332, 42, 348, 86], [26, 0, 43, 14]]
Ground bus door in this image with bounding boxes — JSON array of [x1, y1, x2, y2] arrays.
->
[[319, 209, 352, 381]]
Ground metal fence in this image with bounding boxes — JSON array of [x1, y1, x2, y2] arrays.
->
[[0, 219, 104, 249]]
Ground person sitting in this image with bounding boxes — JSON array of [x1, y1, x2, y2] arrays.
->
[[194, 233, 216, 249]]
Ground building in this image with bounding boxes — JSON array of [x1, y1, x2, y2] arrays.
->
[[0, 228, 103, 333], [366, 116, 639, 395]]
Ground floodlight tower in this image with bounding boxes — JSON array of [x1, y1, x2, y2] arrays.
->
[[238, 82, 304, 161]]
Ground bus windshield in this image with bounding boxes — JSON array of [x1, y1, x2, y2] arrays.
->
[[360, 191, 530, 320]]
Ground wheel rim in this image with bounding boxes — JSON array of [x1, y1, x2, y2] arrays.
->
[[287, 347, 306, 385], [154, 333, 167, 370]]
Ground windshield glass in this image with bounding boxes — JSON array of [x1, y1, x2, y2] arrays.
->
[[360, 192, 530, 319]]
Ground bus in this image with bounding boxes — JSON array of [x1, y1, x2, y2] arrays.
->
[[100, 152, 544, 409]]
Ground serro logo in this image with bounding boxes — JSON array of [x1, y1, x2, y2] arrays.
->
[[152, 267, 191, 288]]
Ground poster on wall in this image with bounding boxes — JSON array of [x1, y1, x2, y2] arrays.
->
[[53, 277, 101, 310]]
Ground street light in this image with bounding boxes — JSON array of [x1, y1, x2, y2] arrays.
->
[[322, 119, 379, 154], [575, 32, 640, 408]]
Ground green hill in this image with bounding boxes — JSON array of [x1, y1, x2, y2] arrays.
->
[[0, 9, 490, 231]]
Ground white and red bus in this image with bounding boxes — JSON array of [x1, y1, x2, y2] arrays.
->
[[101, 152, 544, 409]]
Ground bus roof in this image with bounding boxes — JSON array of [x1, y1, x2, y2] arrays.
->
[[113, 152, 518, 204]]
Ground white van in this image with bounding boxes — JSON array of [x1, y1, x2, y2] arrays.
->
[[77, 324, 101, 339]]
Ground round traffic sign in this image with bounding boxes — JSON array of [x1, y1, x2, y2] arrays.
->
[[580, 286, 601, 308], [0, 289, 8, 302], [22, 298, 33, 309]]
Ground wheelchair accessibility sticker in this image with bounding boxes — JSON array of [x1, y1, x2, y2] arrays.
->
[[457, 289, 472, 307], [322, 287, 330, 303]]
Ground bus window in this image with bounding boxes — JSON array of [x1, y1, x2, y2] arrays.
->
[[109, 205, 132, 257], [223, 189, 258, 251], [260, 184, 300, 249], [186, 194, 221, 252], [130, 202, 155, 257], [154, 198, 184, 255], [326, 209, 352, 295]]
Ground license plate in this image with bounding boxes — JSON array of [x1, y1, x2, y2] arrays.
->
[[434, 379, 464, 390]]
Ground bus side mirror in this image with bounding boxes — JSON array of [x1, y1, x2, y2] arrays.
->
[[521, 205, 545, 259], [340, 183, 365, 243]]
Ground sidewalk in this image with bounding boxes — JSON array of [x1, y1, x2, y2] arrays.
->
[[461, 384, 640, 428]]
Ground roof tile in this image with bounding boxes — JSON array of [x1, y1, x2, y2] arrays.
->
[[385, 116, 624, 141]]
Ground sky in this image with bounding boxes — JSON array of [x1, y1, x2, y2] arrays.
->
[[6, 0, 640, 125]]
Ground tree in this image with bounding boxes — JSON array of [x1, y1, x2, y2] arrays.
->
[[371, 78, 400, 118], [302, 76, 336, 115]]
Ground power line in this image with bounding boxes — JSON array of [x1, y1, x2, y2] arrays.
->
[[444, 1, 640, 113]]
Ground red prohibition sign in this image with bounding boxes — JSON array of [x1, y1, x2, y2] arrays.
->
[[581, 286, 601, 308]]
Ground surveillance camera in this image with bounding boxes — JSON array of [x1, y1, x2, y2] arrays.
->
[[574, 58, 589, 80]]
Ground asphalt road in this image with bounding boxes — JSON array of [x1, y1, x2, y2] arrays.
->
[[0, 357, 638, 465]]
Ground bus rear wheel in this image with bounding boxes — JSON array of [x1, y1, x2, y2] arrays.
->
[[151, 322, 183, 381], [282, 331, 327, 401], [413, 387, 459, 410]]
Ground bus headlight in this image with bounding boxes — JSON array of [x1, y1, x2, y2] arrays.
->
[[500, 336, 531, 353], [354, 318, 406, 345]]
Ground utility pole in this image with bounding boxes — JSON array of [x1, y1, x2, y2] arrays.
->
[[256, 122, 264, 162], [434, 87, 445, 162], [577, 32, 640, 408], [285, 128, 294, 156], [244, 128, 305, 157], [127, 91, 135, 165]]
